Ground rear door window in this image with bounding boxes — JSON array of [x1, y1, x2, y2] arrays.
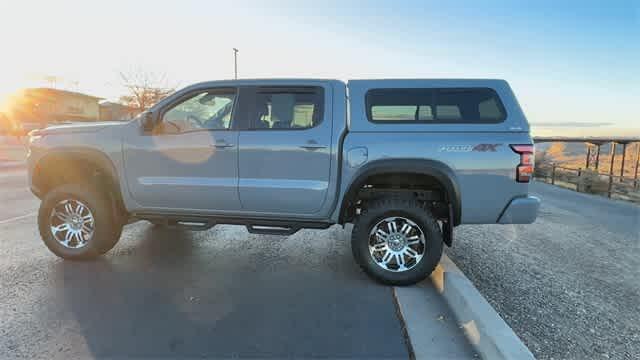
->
[[366, 88, 506, 123], [250, 87, 324, 130]]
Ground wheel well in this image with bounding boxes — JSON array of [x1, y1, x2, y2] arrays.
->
[[339, 171, 455, 225], [33, 153, 127, 221]]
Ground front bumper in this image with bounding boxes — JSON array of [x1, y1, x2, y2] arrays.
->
[[497, 196, 540, 224]]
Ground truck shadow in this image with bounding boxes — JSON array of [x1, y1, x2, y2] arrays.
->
[[51, 225, 211, 358], [48, 224, 408, 359]]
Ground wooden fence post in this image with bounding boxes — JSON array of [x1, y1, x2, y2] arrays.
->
[[608, 143, 616, 198], [551, 163, 556, 185], [609, 142, 617, 176], [585, 146, 591, 169], [577, 168, 582, 192], [620, 143, 627, 182], [634, 143, 640, 190]]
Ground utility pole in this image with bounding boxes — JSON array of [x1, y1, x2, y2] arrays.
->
[[233, 48, 239, 79]]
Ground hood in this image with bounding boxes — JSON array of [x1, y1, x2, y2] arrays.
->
[[32, 121, 127, 136]]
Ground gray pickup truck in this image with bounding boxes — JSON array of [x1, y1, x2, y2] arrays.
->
[[27, 79, 540, 285]]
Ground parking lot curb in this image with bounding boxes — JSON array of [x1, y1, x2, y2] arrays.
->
[[431, 254, 535, 360]]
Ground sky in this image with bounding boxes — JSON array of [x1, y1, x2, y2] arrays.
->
[[0, 0, 638, 136]]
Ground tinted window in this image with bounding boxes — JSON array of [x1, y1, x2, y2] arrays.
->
[[163, 89, 236, 131], [367, 88, 505, 123], [251, 87, 323, 129], [367, 88, 434, 122]]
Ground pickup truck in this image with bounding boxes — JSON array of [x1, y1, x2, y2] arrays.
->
[[27, 79, 540, 285]]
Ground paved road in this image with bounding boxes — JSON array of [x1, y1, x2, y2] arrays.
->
[[0, 169, 473, 359], [448, 182, 640, 360]]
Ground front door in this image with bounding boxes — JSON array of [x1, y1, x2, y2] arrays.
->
[[238, 86, 333, 215], [123, 88, 241, 212]]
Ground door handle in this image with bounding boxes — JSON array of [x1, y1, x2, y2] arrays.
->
[[299, 140, 327, 151], [214, 141, 234, 148]]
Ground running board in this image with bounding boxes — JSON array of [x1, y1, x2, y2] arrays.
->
[[246, 225, 301, 236], [153, 218, 215, 230], [172, 220, 214, 230], [245, 219, 331, 236], [135, 213, 331, 235]]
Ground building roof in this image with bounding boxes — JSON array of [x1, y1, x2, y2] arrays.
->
[[99, 101, 132, 108], [24, 87, 104, 100]]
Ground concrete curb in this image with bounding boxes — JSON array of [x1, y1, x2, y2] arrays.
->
[[431, 254, 535, 360]]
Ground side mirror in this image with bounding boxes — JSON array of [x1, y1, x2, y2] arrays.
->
[[141, 112, 155, 132]]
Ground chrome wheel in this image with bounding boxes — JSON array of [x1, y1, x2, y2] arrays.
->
[[49, 199, 94, 249], [368, 216, 426, 272]]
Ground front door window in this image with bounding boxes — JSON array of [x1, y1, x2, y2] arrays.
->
[[162, 90, 236, 133]]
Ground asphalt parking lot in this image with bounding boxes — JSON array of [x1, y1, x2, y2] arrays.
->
[[7, 166, 635, 359], [0, 169, 474, 359]]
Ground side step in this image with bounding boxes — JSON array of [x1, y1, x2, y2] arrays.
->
[[148, 218, 216, 230], [244, 220, 330, 236], [246, 225, 300, 236], [245, 219, 331, 236], [136, 213, 331, 235]]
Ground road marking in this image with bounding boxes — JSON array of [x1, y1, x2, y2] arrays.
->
[[0, 211, 37, 225]]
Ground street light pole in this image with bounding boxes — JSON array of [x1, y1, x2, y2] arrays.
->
[[233, 48, 239, 79]]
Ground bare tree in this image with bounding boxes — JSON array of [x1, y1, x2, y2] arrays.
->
[[119, 69, 174, 114]]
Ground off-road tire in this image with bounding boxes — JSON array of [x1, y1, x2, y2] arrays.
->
[[351, 198, 443, 285], [38, 184, 122, 260]]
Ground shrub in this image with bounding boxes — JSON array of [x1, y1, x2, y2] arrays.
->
[[534, 152, 552, 178], [580, 171, 609, 194]]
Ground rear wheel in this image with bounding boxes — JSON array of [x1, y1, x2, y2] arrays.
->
[[38, 184, 122, 260], [351, 198, 443, 285]]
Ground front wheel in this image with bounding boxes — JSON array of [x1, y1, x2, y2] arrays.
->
[[38, 184, 122, 260], [351, 199, 443, 285]]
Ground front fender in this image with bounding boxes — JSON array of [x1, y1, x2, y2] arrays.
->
[[31, 147, 122, 199]]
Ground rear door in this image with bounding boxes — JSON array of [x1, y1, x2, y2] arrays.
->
[[237, 85, 333, 215]]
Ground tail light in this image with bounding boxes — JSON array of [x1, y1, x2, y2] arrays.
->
[[510, 144, 534, 183]]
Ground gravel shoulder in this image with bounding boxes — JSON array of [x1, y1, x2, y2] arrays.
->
[[447, 181, 640, 360]]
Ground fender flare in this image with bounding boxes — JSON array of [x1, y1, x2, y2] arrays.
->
[[339, 159, 461, 226], [33, 148, 124, 206]]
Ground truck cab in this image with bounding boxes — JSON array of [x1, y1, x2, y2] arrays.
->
[[121, 79, 346, 221]]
